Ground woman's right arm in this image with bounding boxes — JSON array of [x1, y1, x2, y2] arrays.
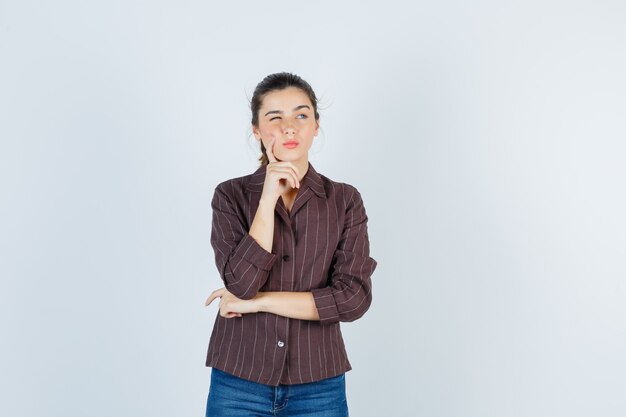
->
[[248, 196, 277, 254], [210, 138, 302, 300], [210, 185, 278, 300]]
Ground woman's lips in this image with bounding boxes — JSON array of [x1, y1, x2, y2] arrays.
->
[[283, 141, 299, 149]]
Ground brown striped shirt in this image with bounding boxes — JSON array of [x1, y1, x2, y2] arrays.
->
[[205, 161, 378, 387]]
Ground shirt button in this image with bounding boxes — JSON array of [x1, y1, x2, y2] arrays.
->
[[282, 255, 290, 261], [277, 341, 285, 347]]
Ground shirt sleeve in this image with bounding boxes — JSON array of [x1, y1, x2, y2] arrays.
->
[[311, 186, 378, 325], [210, 184, 278, 300]]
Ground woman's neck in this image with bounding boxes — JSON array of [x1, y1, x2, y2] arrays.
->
[[292, 157, 309, 182]]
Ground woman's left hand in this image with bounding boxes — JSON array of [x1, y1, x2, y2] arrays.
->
[[204, 287, 260, 318]]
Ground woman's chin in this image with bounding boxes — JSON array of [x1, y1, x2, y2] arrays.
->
[[276, 152, 305, 162]]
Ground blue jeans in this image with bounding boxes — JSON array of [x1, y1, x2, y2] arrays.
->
[[206, 367, 349, 417]]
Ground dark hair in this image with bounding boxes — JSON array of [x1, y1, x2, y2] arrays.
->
[[250, 72, 320, 166]]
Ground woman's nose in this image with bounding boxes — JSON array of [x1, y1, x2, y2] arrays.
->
[[283, 125, 295, 135]]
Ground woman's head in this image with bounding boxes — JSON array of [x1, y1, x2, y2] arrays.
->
[[250, 72, 320, 166]]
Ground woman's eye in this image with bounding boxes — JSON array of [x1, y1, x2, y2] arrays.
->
[[269, 114, 307, 121]]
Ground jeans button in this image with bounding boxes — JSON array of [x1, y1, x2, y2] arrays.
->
[[277, 341, 285, 347]]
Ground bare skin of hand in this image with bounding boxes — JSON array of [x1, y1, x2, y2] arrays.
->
[[261, 137, 302, 202], [204, 287, 259, 319]]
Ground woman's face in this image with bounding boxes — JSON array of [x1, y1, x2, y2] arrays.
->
[[253, 86, 319, 163]]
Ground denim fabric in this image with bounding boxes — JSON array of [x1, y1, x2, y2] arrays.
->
[[206, 367, 349, 417]]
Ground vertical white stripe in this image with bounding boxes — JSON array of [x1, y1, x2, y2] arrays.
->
[[223, 320, 235, 369], [297, 320, 302, 383], [328, 323, 336, 375], [279, 218, 284, 291], [335, 325, 342, 372], [231, 182, 246, 234], [297, 205, 308, 383], [233, 317, 244, 373], [284, 216, 292, 385], [238, 344, 246, 375], [247, 184, 252, 226], [322, 322, 328, 378], [307, 199, 320, 379], [209, 313, 221, 365], [318, 344, 323, 380], [214, 316, 226, 365], [247, 312, 258, 381], [307, 321, 312, 380], [269, 314, 278, 382], [258, 312, 268, 384]]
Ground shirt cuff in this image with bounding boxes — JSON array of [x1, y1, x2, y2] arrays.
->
[[235, 232, 277, 271], [311, 287, 340, 325]]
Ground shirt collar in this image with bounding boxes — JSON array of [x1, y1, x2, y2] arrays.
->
[[246, 161, 326, 198]]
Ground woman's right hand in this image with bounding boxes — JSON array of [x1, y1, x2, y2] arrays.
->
[[261, 138, 301, 202]]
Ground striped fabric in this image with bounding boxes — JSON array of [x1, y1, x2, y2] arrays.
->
[[205, 162, 378, 387]]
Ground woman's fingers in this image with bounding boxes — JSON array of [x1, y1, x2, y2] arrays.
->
[[265, 139, 302, 181], [204, 287, 225, 306], [270, 168, 298, 189], [268, 165, 301, 189], [278, 161, 301, 180], [204, 287, 242, 318], [266, 138, 278, 163], [262, 138, 302, 196]]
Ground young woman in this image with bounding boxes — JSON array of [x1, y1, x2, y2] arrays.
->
[[203, 72, 378, 417]]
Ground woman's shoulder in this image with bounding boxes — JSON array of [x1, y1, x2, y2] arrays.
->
[[316, 171, 366, 207], [317, 173, 372, 226], [215, 167, 265, 194], [211, 167, 263, 204]]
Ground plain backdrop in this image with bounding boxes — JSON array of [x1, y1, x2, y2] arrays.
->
[[1, 1, 625, 416]]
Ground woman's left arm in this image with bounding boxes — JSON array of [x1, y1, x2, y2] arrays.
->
[[204, 287, 320, 321], [254, 291, 320, 320], [205, 186, 378, 322]]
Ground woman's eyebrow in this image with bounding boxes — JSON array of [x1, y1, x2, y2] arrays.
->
[[264, 104, 310, 117]]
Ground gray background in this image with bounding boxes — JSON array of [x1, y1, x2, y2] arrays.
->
[[1, 1, 625, 416]]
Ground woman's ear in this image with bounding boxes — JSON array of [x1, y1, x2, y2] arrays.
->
[[252, 125, 261, 141]]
